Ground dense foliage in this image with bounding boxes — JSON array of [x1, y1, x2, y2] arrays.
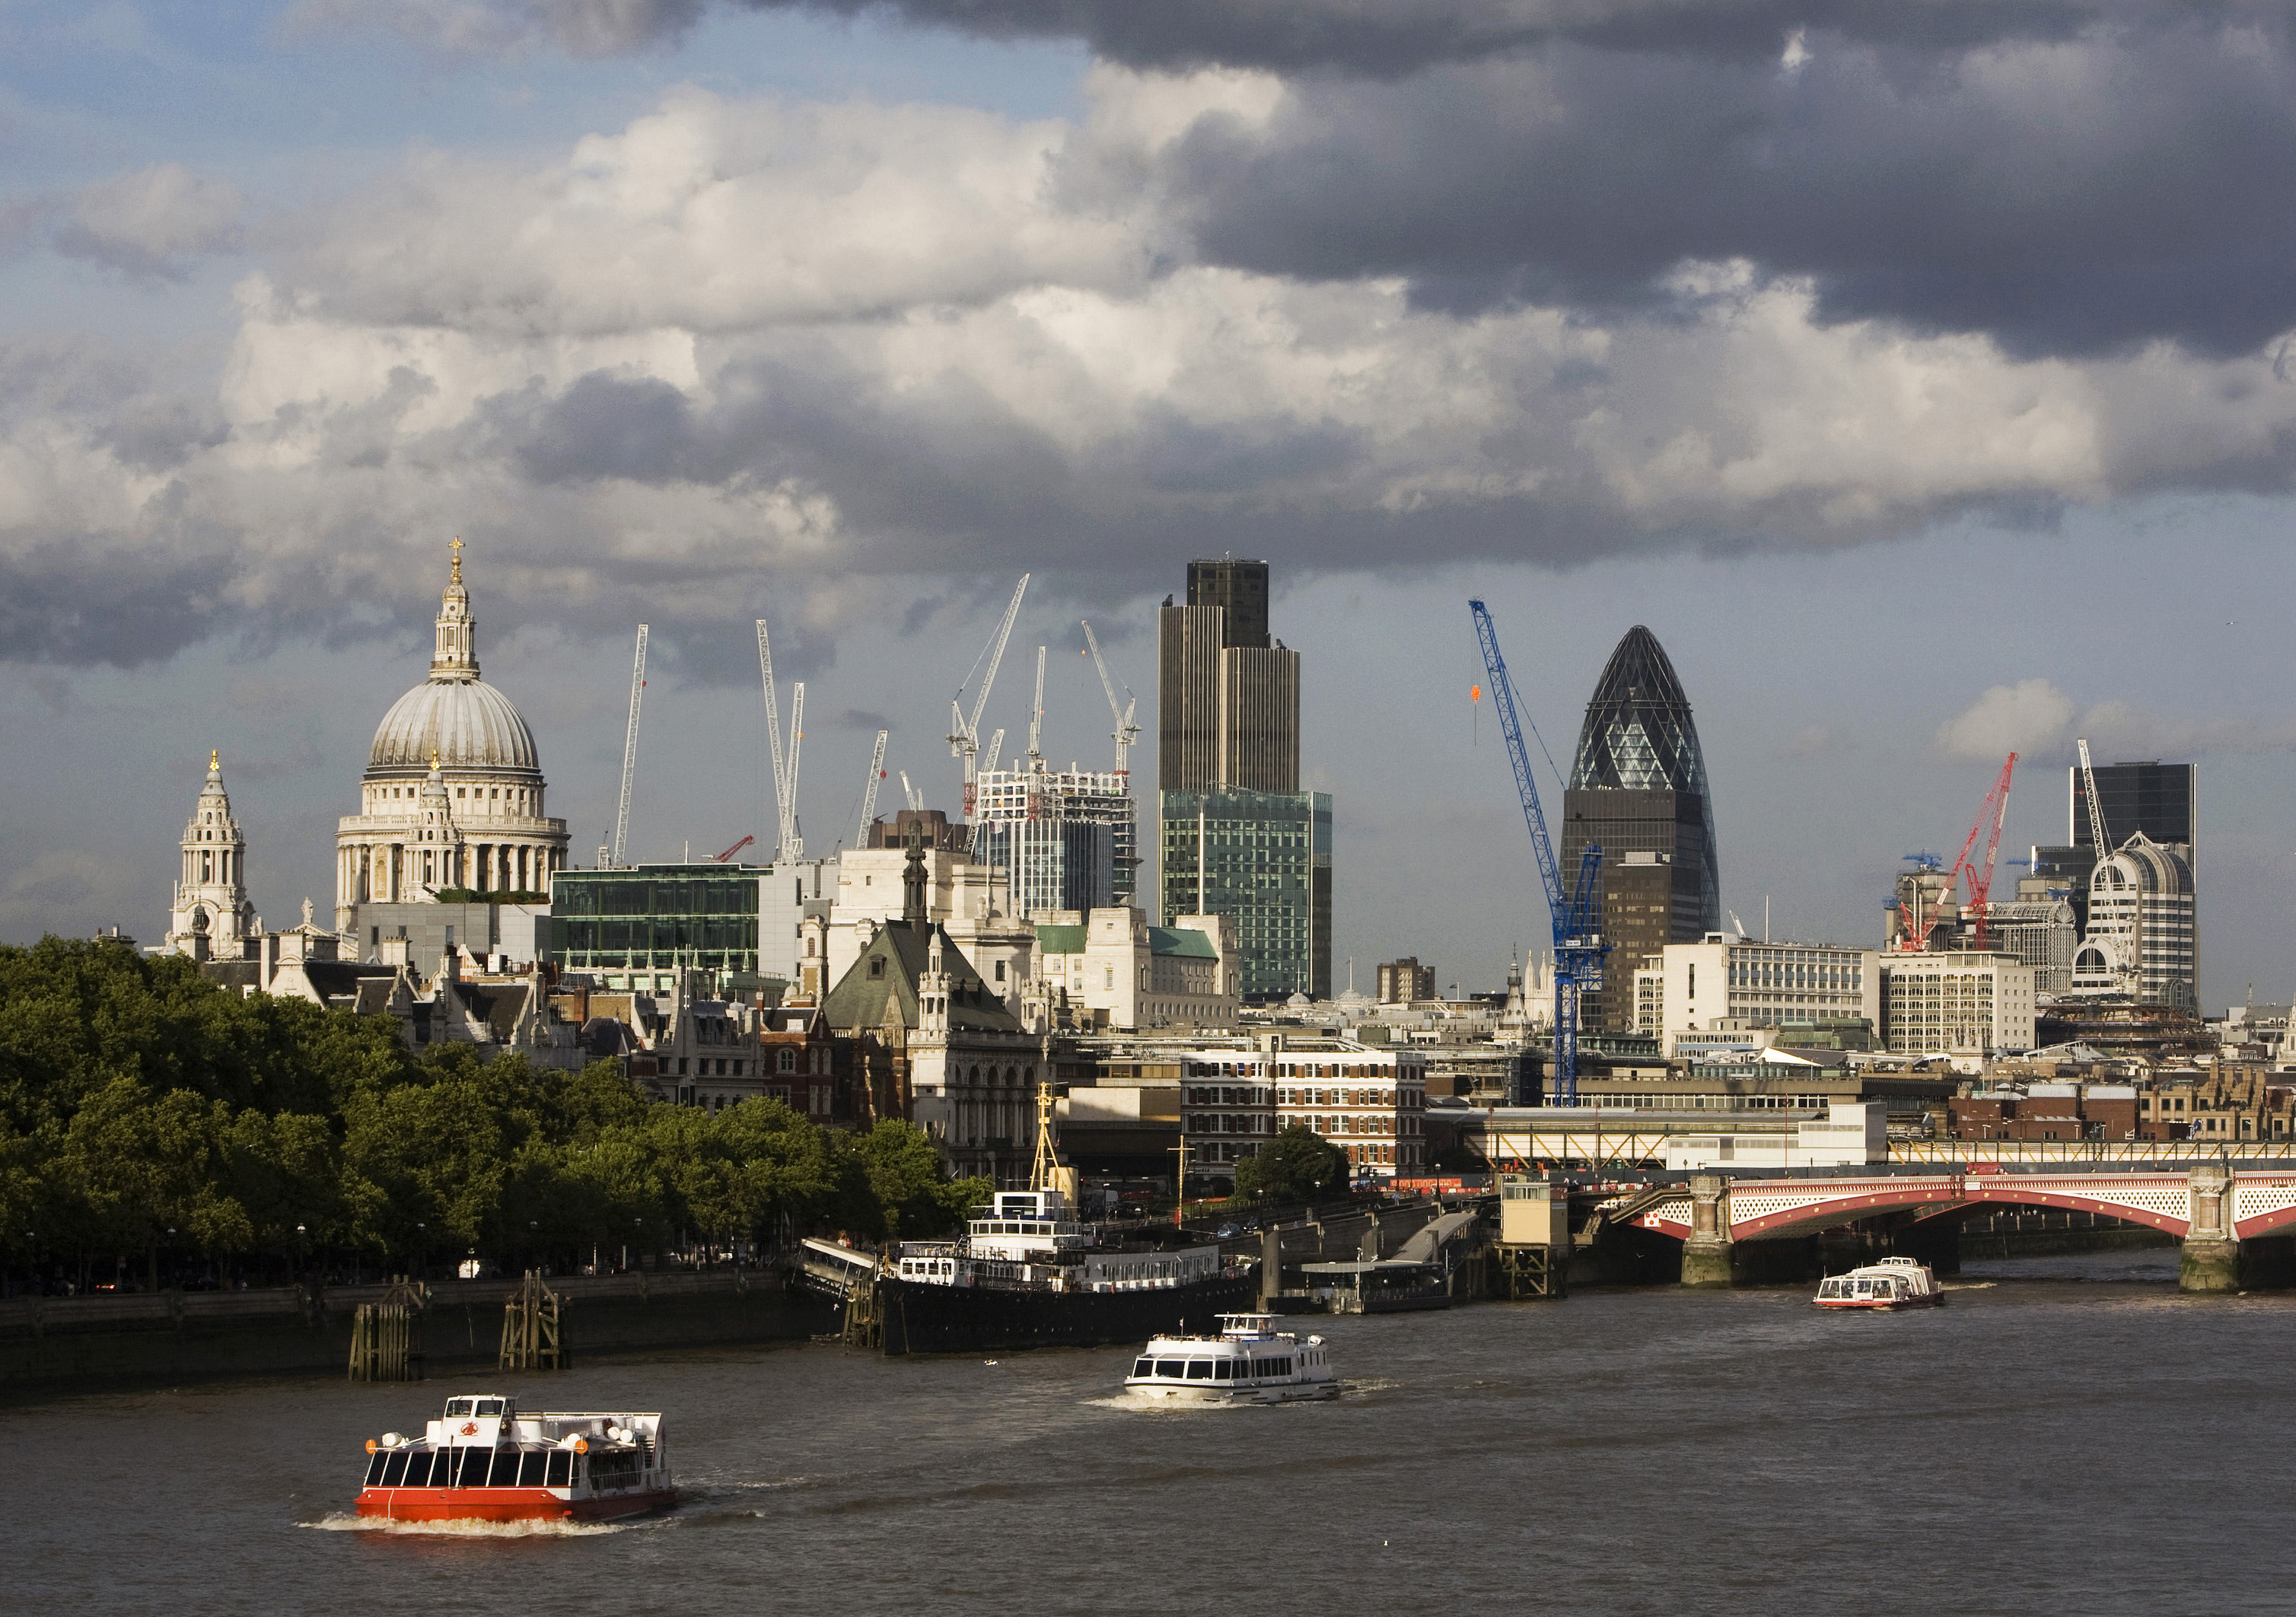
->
[[1231, 1123, 1350, 1205], [0, 937, 986, 1289]]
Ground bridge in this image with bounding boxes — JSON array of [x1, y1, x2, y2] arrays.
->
[[1599, 1161, 2286, 1292]]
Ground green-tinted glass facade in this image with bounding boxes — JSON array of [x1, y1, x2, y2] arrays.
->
[[1158, 788, 1332, 1001], [549, 867, 762, 991]]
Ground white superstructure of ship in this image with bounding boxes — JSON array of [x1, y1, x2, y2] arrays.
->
[[1124, 1313, 1339, 1404], [1814, 1256, 1944, 1310]]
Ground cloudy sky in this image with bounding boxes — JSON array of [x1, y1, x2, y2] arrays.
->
[[5, 0, 2294, 1010]]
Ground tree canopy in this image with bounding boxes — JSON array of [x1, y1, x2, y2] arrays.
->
[[1232, 1123, 1350, 1205], [0, 935, 976, 1286]]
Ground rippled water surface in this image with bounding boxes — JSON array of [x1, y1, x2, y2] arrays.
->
[[14, 1253, 2291, 1616]]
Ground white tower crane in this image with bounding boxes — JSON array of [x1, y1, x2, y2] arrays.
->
[[785, 681, 805, 860], [979, 727, 1005, 778], [854, 728, 889, 849], [900, 770, 924, 812], [610, 623, 648, 868], [2077, 737, 2113, 863], [946, 575, 1029, 817], [756, 618, 804, 862], [1026, 645, 1047, 770], [1079, 620, 1139, 775]]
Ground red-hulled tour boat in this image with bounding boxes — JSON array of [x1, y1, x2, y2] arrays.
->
[[354, 1393, 675, 1523]]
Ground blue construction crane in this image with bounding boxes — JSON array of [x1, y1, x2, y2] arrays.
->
[[1469, 600, 1607, 1106]]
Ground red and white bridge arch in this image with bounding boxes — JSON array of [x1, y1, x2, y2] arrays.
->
[[1619, 1169, 2296, 1243]]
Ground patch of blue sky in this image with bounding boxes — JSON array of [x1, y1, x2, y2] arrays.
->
[[0, 1, 1091, 197]]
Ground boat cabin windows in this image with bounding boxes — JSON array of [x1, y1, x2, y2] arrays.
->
[[444, 1399, 476, 1417], [547, 1450, 573, 1487], [1184, 1360, 1213, 1380], [588, 1449, 642, 1491]]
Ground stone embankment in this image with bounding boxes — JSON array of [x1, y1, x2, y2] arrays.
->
[[0, 1268, 836, 1393]]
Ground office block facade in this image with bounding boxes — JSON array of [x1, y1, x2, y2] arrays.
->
[[1159, 787, 1332, 1001]]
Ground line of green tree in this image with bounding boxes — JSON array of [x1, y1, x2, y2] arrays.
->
[[0, 936, 988, 1292]]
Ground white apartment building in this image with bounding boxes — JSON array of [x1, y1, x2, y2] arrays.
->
[[1650, 936, 1883, 1056], [1880, 951, 2038, 1055], [1272, 1040, 1428, 1180], [1169, 1036, 1428, 1183], [1030, 906, 1236, 1032]]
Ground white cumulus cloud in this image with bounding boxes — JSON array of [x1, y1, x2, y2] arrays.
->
[[1935, 679, 2074, 761]]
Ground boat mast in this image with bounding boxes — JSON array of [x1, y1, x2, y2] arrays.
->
[[1030, 1081, 1059, 1192]]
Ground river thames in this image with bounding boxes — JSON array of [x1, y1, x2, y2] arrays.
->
[[14, 1249, 2291, 1616]]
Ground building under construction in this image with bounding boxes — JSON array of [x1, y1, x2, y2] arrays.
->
[[973, 765, 1136, 915]]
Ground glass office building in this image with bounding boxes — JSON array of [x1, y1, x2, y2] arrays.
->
[[1158, 787, 1332, 1001], [549, 867, 763, 992]]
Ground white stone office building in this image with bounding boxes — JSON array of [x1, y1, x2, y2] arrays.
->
[[1645, 936, 1883, 1056], [1880, 952, 2038, 1056], [1028, 906, 1236, 1032]]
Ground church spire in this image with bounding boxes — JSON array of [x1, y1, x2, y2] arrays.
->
[[431, 536, 479, 681]]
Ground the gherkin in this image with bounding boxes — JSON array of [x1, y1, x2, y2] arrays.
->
[[1562, 626, 1720, 1033]]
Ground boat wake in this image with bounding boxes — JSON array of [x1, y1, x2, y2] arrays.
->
[[301, 1511, 639, 1538]]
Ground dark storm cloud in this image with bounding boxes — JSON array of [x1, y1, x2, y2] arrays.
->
[[1145, 21, 2296, 359], [0, 541, 240, 667], [716, 2, 2148, 75]]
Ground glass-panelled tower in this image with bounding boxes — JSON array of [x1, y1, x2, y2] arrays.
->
[[1560, 626, 1720, 1034], [1159, 787, 1332, 1000]]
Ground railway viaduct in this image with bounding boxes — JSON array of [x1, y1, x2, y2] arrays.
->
[[1600, 1162, 2283, 1292]]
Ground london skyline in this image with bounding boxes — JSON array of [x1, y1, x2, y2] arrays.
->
[[5, 4, 2296, 1009]]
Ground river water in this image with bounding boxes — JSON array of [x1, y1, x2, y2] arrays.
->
[[15, 1249, 2291, 1616]]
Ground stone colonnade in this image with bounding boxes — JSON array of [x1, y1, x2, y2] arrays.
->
[[340, 840, 562, 902]]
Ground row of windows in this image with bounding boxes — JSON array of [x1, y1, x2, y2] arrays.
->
[[361, 1446, 574, 1490], [553, 880, 759, 917]]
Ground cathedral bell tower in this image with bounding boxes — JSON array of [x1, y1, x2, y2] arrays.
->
[[166, 750, 258, 960]]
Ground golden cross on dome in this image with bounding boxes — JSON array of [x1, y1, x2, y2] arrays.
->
[[450, 535, 463, 584], [209, 749, 220, 772]]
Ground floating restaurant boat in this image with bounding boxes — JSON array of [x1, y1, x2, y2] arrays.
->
[[354, 1393, 675, 1522], [1123, 1313, 1339, 1404], [1814, 1256, 1944, 1310]]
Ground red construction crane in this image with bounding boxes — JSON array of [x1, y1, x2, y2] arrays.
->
[[711, 834, 755, 863], [1947, 753, 2017, 951]]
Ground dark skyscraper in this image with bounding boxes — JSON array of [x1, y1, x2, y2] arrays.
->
[[1158, 559, 1298, 792], [1157, 559, 1326, 998], [1560, 626, 1720, 1034]]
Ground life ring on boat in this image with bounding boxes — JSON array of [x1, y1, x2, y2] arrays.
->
[[572, 1436, 588, 1454]]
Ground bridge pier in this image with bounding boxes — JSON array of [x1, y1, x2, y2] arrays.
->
[[1680, 1175, 1734, 1288], [2180, 1161, 2240, 1294]]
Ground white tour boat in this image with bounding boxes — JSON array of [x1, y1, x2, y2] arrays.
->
[[1814, 1256, 1944, 1310], [354, 1393, 675, 1522], [1123, 1313, 1339, 1403]]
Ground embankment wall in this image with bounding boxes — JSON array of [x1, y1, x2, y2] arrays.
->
[[0, 1270, 837, 1395]]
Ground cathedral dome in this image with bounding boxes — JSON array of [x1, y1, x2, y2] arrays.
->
[[368, 676, 539, 775]]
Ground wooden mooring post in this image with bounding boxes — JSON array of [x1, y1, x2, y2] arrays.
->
[[498, 1270, 570, 1371], [348, 1276, 429, 1381], [841, 1280, 881, 1348]]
